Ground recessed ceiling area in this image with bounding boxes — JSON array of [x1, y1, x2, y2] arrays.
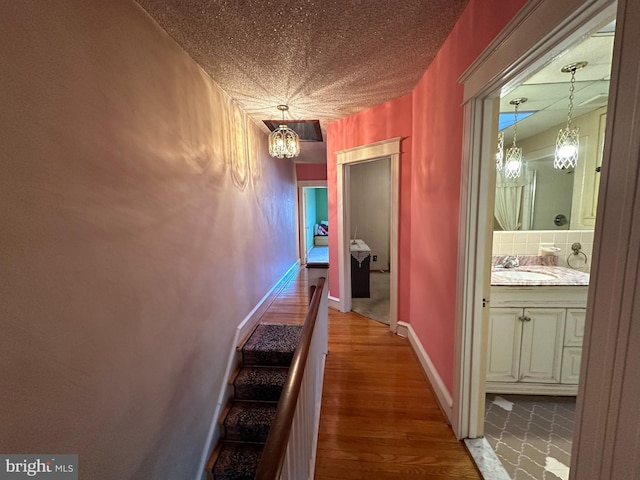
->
[[262, 120, 323, 142]]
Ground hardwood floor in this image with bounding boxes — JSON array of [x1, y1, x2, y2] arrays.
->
[[258, 268, 310, 326], [259, 267, 480, 478], [314, 311, 481, 479]]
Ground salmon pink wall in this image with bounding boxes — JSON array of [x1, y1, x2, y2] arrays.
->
[[296, 163, 327, 181], [327, 94, 413, 321], [409, 0, 527, 393]]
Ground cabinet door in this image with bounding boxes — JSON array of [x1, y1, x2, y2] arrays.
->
[[561, 347, 582, 384], [565, 308, 586, 347], [520, 308, 566, 383], [486, 308, 523, 382]]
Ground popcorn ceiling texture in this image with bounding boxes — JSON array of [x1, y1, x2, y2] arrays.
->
[[135, 0, 469, 135]]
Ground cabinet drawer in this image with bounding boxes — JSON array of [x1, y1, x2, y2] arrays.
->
[[561, 347, 582, 384], [565, 309, 586, 347]]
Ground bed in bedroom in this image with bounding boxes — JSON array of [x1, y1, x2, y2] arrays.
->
[[313, 221, 328, 246]]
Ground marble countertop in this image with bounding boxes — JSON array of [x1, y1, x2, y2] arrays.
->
[[491, 265, 590, 286]]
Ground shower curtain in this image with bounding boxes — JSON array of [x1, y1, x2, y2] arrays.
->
[[494, 170, 533, 231]]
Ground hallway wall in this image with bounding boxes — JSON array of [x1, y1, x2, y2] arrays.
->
[[0, 2, 297, 479], [326, 0, 527, 395], [326, 94, 413, 322], [409, 0, 527, 393]]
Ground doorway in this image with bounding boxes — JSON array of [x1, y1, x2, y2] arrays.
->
[[481, 20, 613, 478], [297, 181, 328, 265], [336, 138, 400, 333], [453, 0, 618, 450], [349, 158, 391, 324]]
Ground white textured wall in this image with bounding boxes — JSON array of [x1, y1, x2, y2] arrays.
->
[[350, 159, 391, 270], [0, 2, 297, 479]]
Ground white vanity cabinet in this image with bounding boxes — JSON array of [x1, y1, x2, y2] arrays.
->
[[486, 286, 588, 395]]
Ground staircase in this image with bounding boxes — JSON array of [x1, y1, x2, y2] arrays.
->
[[211, 323, 303, 480]]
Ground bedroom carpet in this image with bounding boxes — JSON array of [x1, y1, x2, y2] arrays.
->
[[484, 394, 576, 480], [351, 271, 390, 324]]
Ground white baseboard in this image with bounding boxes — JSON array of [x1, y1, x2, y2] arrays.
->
[[196, 261, 300, 480], [398, 321, 454, 423], [236, 261, 300, 344], [328, 295, 341, 311]]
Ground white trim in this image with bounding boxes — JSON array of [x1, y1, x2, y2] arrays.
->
[[236, 261, 301, 342], [454, 0, 616, 441], [400, 321, 454, 423], [328, 296, 340, 310], [572, 1, 640, 476], [297, 181, 328, 265], [336, 137, 401, 333], [454, 98, 496, 439], [297, 180, 327, 187], [460, 0, 616, 102], [485, 383, 578, 395], [196, 261, 300, 479]]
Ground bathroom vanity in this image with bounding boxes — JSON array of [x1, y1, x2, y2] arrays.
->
[[486, 264, 590, 395]]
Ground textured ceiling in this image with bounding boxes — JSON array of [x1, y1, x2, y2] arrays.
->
[[135, 0, 469, 161]]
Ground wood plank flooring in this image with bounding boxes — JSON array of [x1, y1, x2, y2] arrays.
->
[[314, 311, 481, 479], [260, 267, 480, 478], [258, 268, 310, 326]]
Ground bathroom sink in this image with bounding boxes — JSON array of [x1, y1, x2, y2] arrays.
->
[[493, 270, 556, 281]]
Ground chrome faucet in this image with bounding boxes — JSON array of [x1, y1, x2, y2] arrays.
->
[[501, 255, 520, 269]]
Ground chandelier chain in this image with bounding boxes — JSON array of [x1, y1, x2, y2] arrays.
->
[[512, 102, 519, 147], [567, 68, 576, 128]]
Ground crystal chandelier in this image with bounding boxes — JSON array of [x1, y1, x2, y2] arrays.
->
[[504, 98, 527, 179], [555, 61, 587, 170], [496, 131, 504, 171], [269, 104, 300, 159]]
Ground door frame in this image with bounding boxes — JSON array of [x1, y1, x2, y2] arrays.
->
[[335, 137, 401, 333], [453, 0, 617, 438], [297, 180, 327, 265]]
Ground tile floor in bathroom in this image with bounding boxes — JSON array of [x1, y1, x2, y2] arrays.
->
[[484, 394, 576, 480]]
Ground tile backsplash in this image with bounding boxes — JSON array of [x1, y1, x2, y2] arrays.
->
[[492, 230, 594, 272]]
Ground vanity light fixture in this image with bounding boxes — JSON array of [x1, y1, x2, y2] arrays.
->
[[504, 98, 527, 179], [496, 131, 504, 171], [555, 61, 587, 170], [268, 104, 300, 159]]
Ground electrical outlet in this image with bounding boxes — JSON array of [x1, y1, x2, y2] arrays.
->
[[372, 255, 378, 262]]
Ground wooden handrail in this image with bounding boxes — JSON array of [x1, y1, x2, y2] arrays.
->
[[254, 277, 325, 480]]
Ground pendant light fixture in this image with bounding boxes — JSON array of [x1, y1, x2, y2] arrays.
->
[[268, 104, 300, 159], [554, 61, 587, 170], [504, 98, 527, 179], [496, 131, 505, 171]]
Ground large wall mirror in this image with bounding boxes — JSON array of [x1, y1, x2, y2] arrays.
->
[[494, 20, 614, 231]]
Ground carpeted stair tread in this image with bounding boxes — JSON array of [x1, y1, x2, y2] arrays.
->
[[212, 442, 263, 480], [242, 323, 303, 367], [234, 366, 289, 402], [223, 402, 277, 443]]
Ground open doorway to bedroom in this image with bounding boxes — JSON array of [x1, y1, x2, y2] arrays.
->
[[298, 184, 329, 265]]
